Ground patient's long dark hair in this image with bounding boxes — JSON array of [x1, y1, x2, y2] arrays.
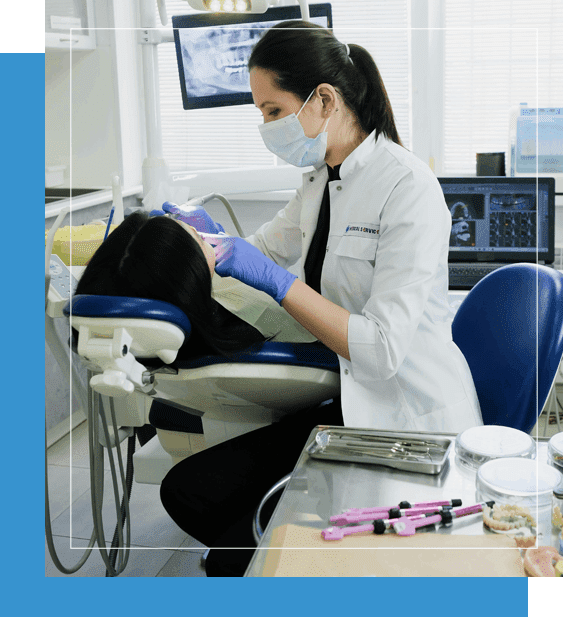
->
[[75, 211, 264, 357]]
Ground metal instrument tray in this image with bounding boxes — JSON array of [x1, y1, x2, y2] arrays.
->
[[305, 427, 453, 475]]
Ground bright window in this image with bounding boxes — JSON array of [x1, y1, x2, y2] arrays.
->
[[443, 0, 563, 175]]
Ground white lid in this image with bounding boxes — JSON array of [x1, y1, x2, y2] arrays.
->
[[548, 432, 563, 469], [476, 458, 562, 508], [455, 426, 536, 470]]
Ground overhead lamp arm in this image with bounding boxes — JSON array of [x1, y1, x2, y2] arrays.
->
[[156, 0, 168, 25]]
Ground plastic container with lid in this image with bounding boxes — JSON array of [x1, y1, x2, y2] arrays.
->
[[548, 432, 563, 472], [455, 425, 536, 471], [553, 488, 563, 529], [476, 458, 562, 543]]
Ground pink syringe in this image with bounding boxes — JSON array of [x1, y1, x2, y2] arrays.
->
[[391, 501, 495, 537], [330, 499, 462, 526], [321, 501, 494, 541]]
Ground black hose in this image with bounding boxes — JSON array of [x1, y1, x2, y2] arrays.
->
[[105, 432, 137, 576]]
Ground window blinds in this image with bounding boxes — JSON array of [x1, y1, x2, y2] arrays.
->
[[443, 0, 563, 175], [156, 0, 411, 171]]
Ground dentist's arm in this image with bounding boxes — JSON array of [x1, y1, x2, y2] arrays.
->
[[207, 235, 351, 360], [281, 279, 351, 361]]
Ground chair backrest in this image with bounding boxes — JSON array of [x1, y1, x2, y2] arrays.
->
[[452, 263, 563, 433]]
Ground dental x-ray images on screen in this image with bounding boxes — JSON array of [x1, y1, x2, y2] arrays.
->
[[180, 26, 263, 97], [172, 4, 332, 109], [441, 177, 554, 261]]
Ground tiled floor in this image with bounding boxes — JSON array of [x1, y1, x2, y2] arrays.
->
[[46, 402, 562, 578], [45, 421, 207, 577]]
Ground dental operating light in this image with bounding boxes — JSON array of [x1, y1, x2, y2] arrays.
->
[[187, 1, 274, 12], [186, 1, 310, 20]]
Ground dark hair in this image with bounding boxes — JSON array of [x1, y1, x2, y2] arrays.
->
[[248, 20, 403, 147], [75, 211, 264, 357]]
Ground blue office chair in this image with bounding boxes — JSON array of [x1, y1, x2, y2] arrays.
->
[[451, 263, 563, 434]]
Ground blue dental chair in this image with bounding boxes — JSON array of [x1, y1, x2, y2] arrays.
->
[[451, 262, 563, 434], [64, 294, 341, 479]]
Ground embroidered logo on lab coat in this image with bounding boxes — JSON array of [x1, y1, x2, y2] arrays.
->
[[344, 223, 380, 238]]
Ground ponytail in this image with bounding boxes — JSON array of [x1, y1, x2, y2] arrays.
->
[[347, 44, 403, 146]]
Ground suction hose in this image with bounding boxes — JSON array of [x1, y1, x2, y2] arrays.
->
[[106, 429, 136, 576], [45, 207, 135, 577]]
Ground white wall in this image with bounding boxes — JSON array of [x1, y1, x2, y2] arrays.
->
[[45, 48, 120, 188], [45, 1, 144, 190]]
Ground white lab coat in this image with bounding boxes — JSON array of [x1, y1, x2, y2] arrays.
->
[[247, 131, 483, 433]]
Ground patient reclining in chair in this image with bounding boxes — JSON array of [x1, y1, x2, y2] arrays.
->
[[76, 211, 342, 576], [75, 210, 316, 357]]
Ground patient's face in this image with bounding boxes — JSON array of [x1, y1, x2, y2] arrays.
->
[[176, 220, 216, 275]]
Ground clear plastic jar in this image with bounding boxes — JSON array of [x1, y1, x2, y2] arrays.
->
[[553, 488, 563, 529], [548, 432, 563, 472], [455, 425, 536, 471], [476, 458, 562, 543]]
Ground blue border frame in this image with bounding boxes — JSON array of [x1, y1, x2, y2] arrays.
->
[[5, 50, 45, 583]]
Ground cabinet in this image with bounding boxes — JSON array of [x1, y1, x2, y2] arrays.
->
[[45, 0, 96, 51]]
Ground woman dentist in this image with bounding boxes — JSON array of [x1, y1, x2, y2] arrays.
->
[[208, 21, 482, 434], [160, 21, 482, 577]]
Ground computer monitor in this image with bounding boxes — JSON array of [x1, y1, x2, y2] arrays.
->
[[439, 177, 555, 264], [172, 3, 333, 110]]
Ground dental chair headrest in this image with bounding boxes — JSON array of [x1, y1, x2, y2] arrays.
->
[[64, 295, 192, 336]]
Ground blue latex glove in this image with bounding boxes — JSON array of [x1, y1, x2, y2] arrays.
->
[[162, 201, 225, 234], [203, 234, 297, 304], [149, 209, 165, 217]]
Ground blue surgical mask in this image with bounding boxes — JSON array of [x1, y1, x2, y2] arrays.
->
[[258, 90, 330, 168]]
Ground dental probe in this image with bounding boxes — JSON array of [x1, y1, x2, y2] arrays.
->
[[330, 499, 462, 525], [391, 501, 495, 537]]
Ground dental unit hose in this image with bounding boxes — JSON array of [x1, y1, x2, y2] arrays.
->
[[45, 208, 135, 576]]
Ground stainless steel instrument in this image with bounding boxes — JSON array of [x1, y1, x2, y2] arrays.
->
[[306, 427, 453, 475]]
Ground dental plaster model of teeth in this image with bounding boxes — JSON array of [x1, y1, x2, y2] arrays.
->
[[482, 503, 536, 531], [523, 546, 563, 577]]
